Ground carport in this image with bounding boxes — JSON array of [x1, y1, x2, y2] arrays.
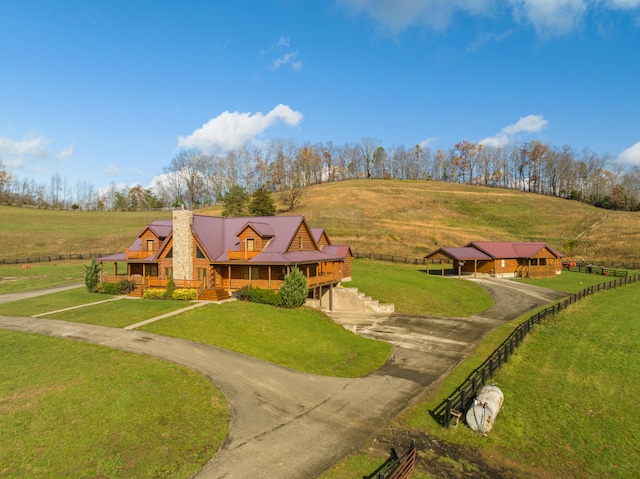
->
[[424, 247, 492, 277]]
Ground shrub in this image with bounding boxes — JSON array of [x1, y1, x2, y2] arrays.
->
[[100, 282, 121, 295], [249, 287, 283, 306], [118, 280, 135, 294], [84, 259, 100, 293], [280, 266, 308, 308], [236, 285, 251, 301], [144, 288, 168, 300], [165, 275, 176, 299], [172, 289, 196, 301], [235, 285, 282, 306]]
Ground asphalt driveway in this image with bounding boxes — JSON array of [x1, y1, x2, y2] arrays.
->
[[0, 278, 569, 478]]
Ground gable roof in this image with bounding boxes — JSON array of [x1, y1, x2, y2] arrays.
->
[[425, 247, 492, 261], [467, 241, 564, 259], [425, 242, 565, 261], [104, 213, 349, 265], [191, 214, 346, 264]]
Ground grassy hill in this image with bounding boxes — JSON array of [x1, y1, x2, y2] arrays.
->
[[3, 180, 639, 262]]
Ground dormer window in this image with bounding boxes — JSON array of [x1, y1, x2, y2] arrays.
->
[[146, 240, 154, 252], [247, 238, 255, 252]]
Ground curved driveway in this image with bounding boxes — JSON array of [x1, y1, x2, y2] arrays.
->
[[0, 278, 568, 478]]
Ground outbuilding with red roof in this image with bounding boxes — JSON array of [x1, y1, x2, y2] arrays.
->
[[425, 241, 564, 278]]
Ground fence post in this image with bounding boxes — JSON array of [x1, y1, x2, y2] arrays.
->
[[445, 398, 452, 428]]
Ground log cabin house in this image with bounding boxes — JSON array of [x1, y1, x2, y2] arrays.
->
[[98, 209, 352, 305], [425, 241, 564, 278]]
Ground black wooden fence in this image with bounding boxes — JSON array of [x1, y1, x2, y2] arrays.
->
[[0, 253, 117, 265], [435, 273, 640, 429], [354, 252, 428, 265], [355, 253, 640, 271]]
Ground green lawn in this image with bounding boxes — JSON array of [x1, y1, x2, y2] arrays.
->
[[515, 269, 621, 293], [0, 261, 85, 294], [0, 287, 109, 316], [0, 329, 228, 479], [405, 280, 640, 478], [349, 259, 494, 316], [47, 297, 194, 328], [140, 301, 392, 377]]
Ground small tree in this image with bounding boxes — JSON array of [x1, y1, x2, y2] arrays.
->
[[221, 185, 249, 217], [279, 265, 308, 308], [249, 186, 276, 216], [165, 275, 176, 299], [279, 185, 303, 212], [84, 258, 100, 293]]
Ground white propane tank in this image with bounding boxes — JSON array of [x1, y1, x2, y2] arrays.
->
[[466, 385, 504, 434]]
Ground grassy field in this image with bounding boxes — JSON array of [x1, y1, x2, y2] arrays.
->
[[400, 278, 640, 478], [2, 181, 640, 478], [349, 260, 493, 316], [320, 271, 640, 478], [0, 261, 85, 293], [140, 301, 392, 377], [0, 206, 171, 259], [4, 180, 640, 263], [0, 329, 228, 479]]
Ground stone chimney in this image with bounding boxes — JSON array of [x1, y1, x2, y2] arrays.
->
[[172, 208, 194, 281]]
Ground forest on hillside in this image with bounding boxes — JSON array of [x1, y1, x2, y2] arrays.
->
[[1, 138, 639, 212]]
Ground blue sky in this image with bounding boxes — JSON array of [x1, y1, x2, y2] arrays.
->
[[1, 0, 639, 191]]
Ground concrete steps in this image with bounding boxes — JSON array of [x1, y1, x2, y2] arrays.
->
[[327, 287, 395, 313]]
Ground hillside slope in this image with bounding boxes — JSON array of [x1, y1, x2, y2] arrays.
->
[[2, 180, 638, 262], [291, 180, 639, 263]]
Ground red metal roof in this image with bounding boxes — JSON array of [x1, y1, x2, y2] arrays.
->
[[468, 242, 564, 259], [104, 214, 347, 265]]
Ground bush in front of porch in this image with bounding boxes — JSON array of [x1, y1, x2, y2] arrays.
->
[[236, 285, 283, 307]]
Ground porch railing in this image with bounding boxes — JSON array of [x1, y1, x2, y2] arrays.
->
[[227, 249, 260, 261]]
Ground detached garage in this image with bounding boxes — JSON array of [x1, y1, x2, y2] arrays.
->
[[425, 241, 564, 279]]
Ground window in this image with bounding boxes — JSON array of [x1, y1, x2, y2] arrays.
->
[[243, 266, 260, 281], [246, 238, 255, 252], [164, 267, 173, 278], [146, 264, 158, 277], [166, 247, 173, 258], [146, 239, 154, 252], [196, 246, 206, 259], [197, 268, 207, 281]]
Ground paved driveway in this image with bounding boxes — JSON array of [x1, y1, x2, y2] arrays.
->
[[0, 278, 568, 478]]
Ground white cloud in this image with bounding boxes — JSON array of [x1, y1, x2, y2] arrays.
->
[[103, 164, 120, 176], [0, 134, 74, 173], [337, 0, 495, 32], [508, 0, 588, 36], [419, 137, 439, 149], [177, 104, 303, 154], [57, 144, 75, 162], [262, 35, 303, 71], [337, 0, 640, 36], [271, 51, 302, 71], [617, 141, 640, 165], [0, 134, 51, 159], [479, 114, 548, 147]]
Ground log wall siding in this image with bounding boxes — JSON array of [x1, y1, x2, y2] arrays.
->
[[139, 230, 159, 253], [316, 232, 330, 248], [288, 224, 316, 252], [238, 228, 265, 252]]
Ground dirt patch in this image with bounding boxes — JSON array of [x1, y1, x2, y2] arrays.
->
[[366, 420, 561, 479]]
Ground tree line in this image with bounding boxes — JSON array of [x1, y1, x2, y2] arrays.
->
[[2, 137, 639, 211]]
